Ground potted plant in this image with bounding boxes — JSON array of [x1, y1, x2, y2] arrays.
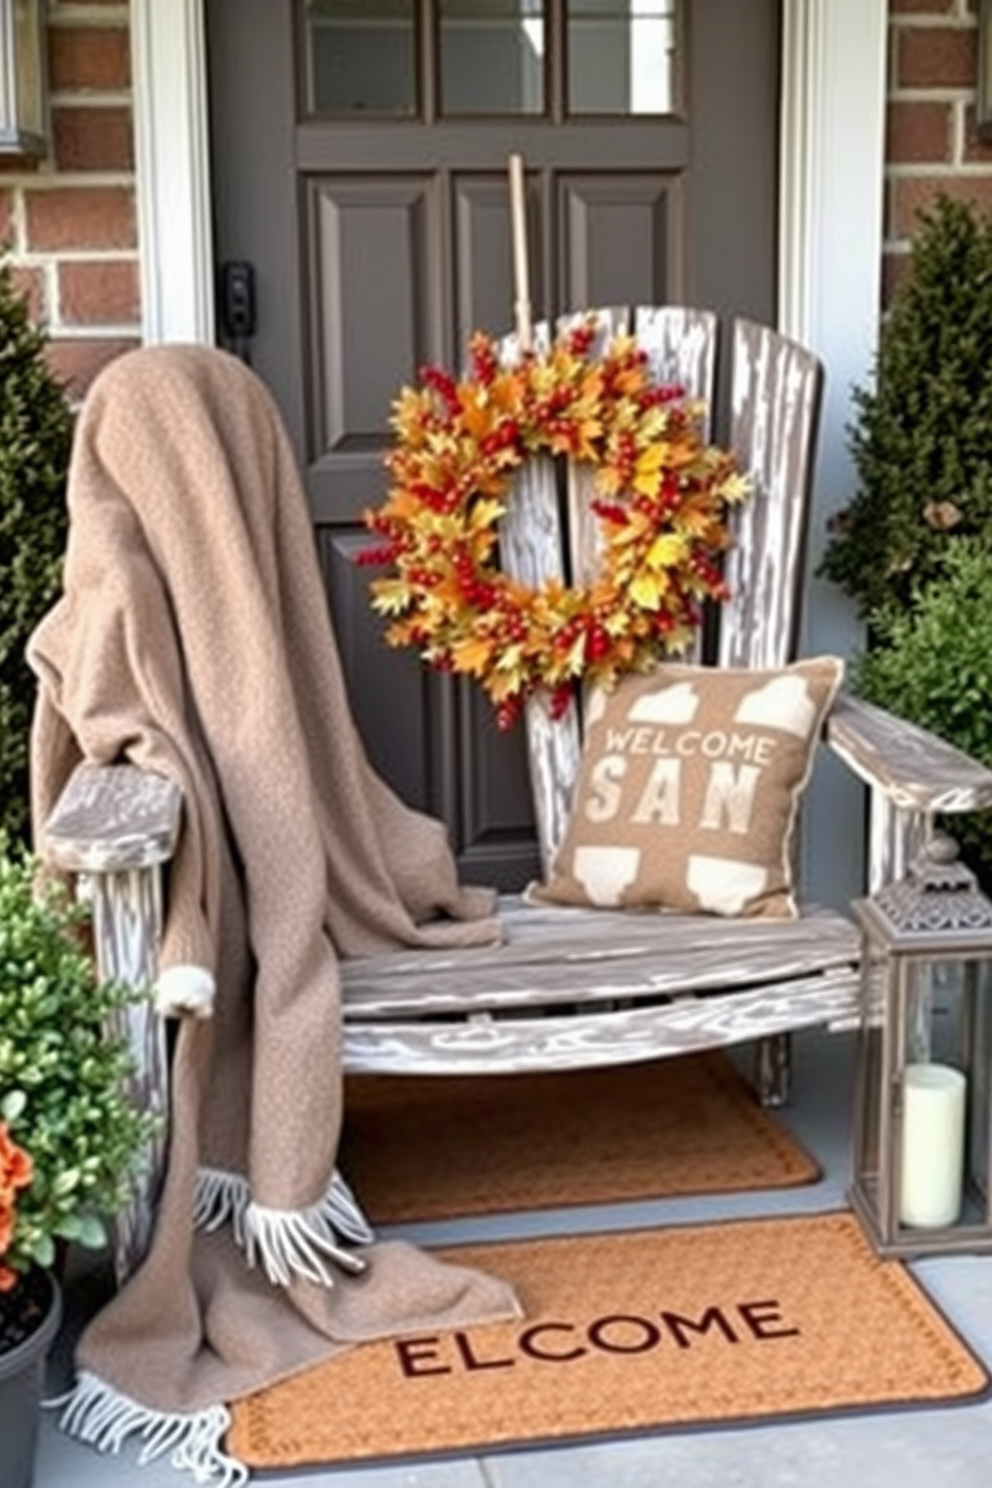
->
[[0, 839, 158, 1488]]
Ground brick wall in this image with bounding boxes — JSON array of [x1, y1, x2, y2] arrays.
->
[[0, 0, 138, 398], [3, 2, 992, 396], [885, 0, 992, 297]]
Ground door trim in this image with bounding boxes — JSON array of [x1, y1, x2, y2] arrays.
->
[[131, 0, 215, 344]]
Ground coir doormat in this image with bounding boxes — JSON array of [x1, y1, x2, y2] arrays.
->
[[227, 1212, 990, 1470], [339, 1052, 820, 1224]]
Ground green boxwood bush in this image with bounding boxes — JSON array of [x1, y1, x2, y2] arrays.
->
[[0, 252, 74, 847], [852, 539, 992, 884], [0, 839, 159, 1278]]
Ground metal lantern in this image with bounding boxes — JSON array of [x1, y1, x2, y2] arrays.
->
[[850, 833, 992, 1257], [0, 0, 48, 157]]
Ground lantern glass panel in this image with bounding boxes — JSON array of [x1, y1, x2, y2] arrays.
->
[[853, 940, 887, 1197], [896, 957, 992, 1238], [967, 960, 992, 1204]]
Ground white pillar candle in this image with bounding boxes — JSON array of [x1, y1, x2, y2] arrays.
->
[[898, 1062, 967, 1228]]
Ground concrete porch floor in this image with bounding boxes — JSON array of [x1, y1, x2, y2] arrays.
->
[[34, 1027, 992, 1488]]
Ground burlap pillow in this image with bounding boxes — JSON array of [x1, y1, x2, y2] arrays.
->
[[530, 657, 844, 920]]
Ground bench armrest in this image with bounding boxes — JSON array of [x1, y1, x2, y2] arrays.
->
[[41, 761, 182, 874], [825, 694, 992, 815]]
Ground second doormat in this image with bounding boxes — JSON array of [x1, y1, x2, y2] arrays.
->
[[340, 1051, 820, 1223], [227, 1211, 990, 1470]]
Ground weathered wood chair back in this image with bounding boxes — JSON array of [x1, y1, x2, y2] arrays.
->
[[499, 306, 824, 876]]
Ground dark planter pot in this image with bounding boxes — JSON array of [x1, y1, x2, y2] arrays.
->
[[0, 1271, 62, 1488]]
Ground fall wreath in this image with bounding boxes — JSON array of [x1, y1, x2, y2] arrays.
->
[[362, 319, 751, 730]]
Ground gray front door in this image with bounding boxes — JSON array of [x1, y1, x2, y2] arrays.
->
[[206, 0, 780, 889]]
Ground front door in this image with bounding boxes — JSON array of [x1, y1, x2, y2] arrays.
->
[[205, 0, 780, 889]]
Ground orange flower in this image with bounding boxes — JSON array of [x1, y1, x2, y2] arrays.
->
[[0, 1122, 33, 1279], [0, 1122, 33, 1206], [0, 1196, 13, 1257]]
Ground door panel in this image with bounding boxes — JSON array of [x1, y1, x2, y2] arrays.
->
[[558, 175, 681, 308], [307, 177, 435, 500], [206, 0, 780, 891]]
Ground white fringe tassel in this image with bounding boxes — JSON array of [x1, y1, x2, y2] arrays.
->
[[193, 1165, 374, 1287], [52, 1371, 249, 1487]]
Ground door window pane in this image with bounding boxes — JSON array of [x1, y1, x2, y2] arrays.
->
[[568, 0, 677, 115], [439, 0, 545, 115], [306, 0, 417, 115]]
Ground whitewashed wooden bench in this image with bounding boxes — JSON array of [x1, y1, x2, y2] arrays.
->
[[38, 308, 992, 1280]]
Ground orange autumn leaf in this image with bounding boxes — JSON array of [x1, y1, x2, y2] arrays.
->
[[451, 635, 496, 675]]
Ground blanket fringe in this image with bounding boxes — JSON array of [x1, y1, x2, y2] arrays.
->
[[51, 1370, 249, 1486], [194, 1165, 373, 1286]]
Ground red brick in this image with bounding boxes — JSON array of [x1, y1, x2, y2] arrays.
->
[[59, 259, 139, 325], [45, 336, 138, 399], [890, 0, 956, 12], [0, 191, 12, 244], [48, 26, 130, 92], [52, 106, 133, 172], [0, 153, 43, 178], [890, 173, 992, 239], [25, 187, 135, 251], [886, 100, 953, 163], [896, 26, 976, 89]]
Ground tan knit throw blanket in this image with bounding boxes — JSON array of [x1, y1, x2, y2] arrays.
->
[[28, 345, 521, 1483]]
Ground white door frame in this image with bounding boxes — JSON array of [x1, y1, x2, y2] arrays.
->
[[129, 0, 887, 900]]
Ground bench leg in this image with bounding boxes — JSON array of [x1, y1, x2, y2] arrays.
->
[[755, 1032, 791, 1107], [85, 865, 171, 1285]]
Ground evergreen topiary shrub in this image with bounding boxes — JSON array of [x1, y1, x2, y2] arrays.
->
[[820, 194, 992, 623], [0, 251, 74, 847], [852, 539, 992, 885]]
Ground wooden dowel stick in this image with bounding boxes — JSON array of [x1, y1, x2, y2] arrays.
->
[[508, 153, 533, 350]]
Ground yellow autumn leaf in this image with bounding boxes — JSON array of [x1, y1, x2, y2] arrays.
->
[[646, 533, 687, 569], [468, 498, 505, 532], [628, 572, 666, 610], [494, 644, 525, 672], [719, 471, 753, 504], [370, 578, 414, 615], [488, 669, 524, 702], [634, 444, 669, 478]]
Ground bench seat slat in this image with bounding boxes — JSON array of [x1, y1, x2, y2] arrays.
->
[[340, 898, 860, 1016], [341, 966, 861, 1075]]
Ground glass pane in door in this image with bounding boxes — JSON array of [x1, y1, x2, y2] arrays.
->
[[568, 0, 677, 115], [439, 0, 545, 115], [306, 0, 417, 115]]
